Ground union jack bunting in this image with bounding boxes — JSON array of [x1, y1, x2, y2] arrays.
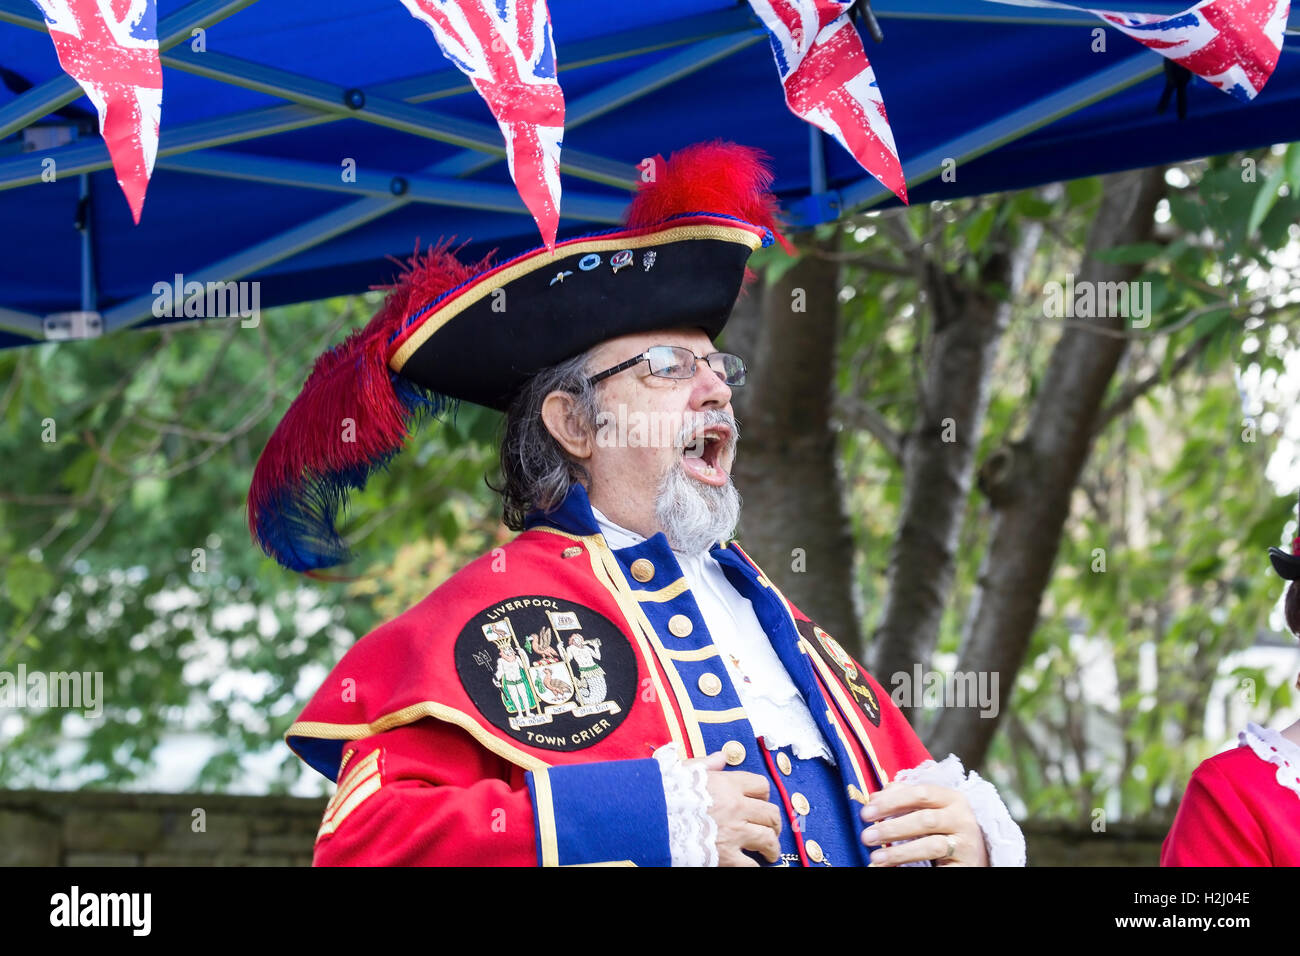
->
[[746, 0, 907, 203], [401, 0, 565, 250], [984, 0, 1289, 102], [31, 0, 162, 224]]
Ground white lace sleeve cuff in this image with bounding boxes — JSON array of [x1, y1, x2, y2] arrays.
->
[[653, 744, 718, 867], [894, 754, 1027, 867], [1241, 723, 1300, 801]]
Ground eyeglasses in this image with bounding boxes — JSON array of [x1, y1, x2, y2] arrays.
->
[[586, 345, 747, 388]]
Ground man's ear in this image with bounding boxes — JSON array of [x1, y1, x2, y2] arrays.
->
[[541, 390, 594, 461]]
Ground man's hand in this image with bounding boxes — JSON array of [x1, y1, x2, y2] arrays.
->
[[692, 751, 782, 867], [859, 782, 989, 867]]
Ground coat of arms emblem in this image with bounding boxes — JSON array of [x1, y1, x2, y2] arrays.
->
[[456, 596, 635, 751]]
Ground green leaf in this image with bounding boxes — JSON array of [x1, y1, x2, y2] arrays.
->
[[1246, 166, 1286, 238], [60, 447, 98, 492], [1094, 242, 1165, 264], [1066, 177, 1101, 207], [964, 206, 997, 254], [1245, 495, 1297, 549], [1258, 195, 1300, 250], [1185, 553, 1223, 584], [1014, 194, 1055, 219], [1191, 307, 1232, 337], [5, 556, 54, 614], [1166, 193, 1205, 233], [1286, 142, 1300, 191], [130, 476, 168, 511], [437, 507, 461, 543]]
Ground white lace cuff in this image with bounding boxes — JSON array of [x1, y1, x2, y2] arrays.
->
[[1240, 723, 1300, 802], [653, 744, 718, 867], [893, 754, 1027, 867]]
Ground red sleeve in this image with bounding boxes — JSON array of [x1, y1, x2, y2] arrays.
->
[[861, 668, 934, 776], [1161, 756, 1271, 867], [312, 718, 538, 867]]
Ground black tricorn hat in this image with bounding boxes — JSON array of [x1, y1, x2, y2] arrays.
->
[[1269, 488, 1300, 579]]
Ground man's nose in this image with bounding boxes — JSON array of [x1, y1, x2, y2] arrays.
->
[[690, 357, 732, 409]]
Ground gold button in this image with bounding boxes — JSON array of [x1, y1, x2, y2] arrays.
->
[[630, 558, 654, 582], [722, 740, 746, 766], [791, 792, 810, 816], [776, 752, 792, 775], [805, 839, 825, 864], [847, 784, 866, 805], [561, 546, 582, 558], [668, 614, 693, 637], [698, 673, 722, 697]]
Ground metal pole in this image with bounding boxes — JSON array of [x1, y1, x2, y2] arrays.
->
[[78, 172, 95, 312], [809, 125, 827, 196]]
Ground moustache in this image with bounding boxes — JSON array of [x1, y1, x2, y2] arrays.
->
[[679, 411, 740, 460]]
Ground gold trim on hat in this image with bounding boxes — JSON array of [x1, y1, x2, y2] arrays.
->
[[387, 223, 765, 372]]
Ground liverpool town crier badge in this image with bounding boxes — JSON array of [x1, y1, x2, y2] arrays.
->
[[455, 596, 636, 751]]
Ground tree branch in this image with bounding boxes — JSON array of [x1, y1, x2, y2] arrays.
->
[[834, 394, 904, 464], [882, 207, 923, 255], [1094, 333, 1214, 433]]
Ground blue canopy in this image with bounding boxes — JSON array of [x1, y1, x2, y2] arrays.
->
[[1, 0, 1298, 349]]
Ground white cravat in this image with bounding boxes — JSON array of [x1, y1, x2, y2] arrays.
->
[[592, 506, 833, 762]]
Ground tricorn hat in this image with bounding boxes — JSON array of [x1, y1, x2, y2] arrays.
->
[[1269, 488, 1300, 580], [248, 140, 792, 573]]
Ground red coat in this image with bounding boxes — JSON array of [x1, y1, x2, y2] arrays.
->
[[1161, 741, 1300, 866], [289, 484, 933, 866]]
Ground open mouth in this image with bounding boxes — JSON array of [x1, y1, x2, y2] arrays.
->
[[681, 425, 731, 487]]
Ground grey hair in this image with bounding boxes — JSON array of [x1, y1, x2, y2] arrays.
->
[[492, 349, 602, 530]]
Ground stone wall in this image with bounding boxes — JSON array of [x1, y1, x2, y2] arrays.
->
[[1021, 821, 1166, 867], [0, 789, 324, 867], [0, 788, 1168, 866]]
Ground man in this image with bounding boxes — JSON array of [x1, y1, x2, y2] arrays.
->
[[493, 643, 538, 719], [250, 141, 1025, 867]]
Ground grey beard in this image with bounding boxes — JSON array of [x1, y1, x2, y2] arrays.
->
[[654, 460, 741, 554]]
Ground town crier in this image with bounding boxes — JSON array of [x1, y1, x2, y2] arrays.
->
[[248, 141, 1026, 867]]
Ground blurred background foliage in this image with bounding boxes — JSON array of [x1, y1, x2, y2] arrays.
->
[[1, 146, 1298, 823], [826, 144, 1300, 822]]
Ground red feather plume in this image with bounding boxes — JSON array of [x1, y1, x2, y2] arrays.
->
[[624, 139, 796, 280], [247, 238, 495, 571]]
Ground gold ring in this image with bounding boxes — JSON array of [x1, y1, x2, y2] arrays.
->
[[944, 834, 958, 861]]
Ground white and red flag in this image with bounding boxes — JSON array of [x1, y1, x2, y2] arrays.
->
[[402, 0, 565, 250], [31, 0, 162, 224], [747, 0, 907, 203], [986, 0, 1289, 102]]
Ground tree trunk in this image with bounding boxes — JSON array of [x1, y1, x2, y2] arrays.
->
[[930, 166, 1167, 768], [731, 229, 860, 649], [868, 218, 1041, 722]]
